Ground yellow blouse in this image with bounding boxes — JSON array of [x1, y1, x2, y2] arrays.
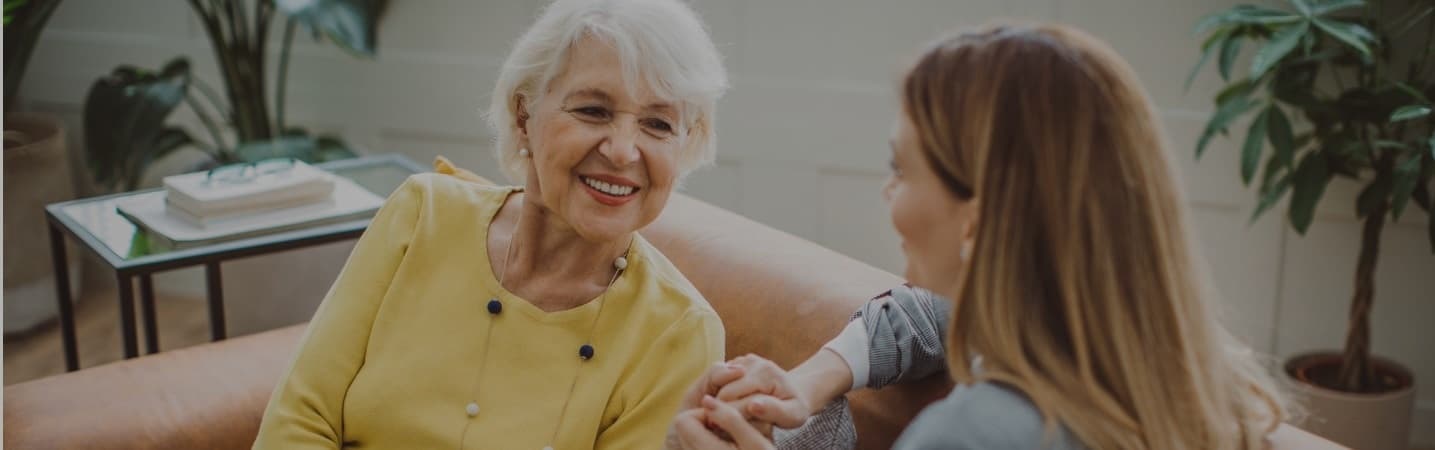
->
[[253, 173, 725, 449]]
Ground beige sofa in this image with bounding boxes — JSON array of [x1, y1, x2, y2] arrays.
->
[[3, 192, 1342, 449]]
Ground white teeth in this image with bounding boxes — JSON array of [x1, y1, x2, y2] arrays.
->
[[582, 176, 636, 197]]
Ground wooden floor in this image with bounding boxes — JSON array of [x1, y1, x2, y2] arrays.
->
[[4, 288, 212, 386]]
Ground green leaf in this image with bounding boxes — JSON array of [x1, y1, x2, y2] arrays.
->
[[126, 230, 151, 259], [1288, 0, 1314, 16], [1266, 105, 1296, 170], [1356, 176, 1393, 217], [1393, 6, 1434, 38], [123, 127, 195, 191], [1253, 162, 1292, 223], [1216, 78, 1258, 106], [1389, 105, 1432, 122], [1412, 176, 1432, 212], [1312, 0, 1364, 15], [275, 0, 389, 57], [314, 135, 360, 162], [232, 133, 359, 164], [1313, 18, 1375, 61], [1186, 28, 1234, 91], [1195, 5, 1303, 35], [1242, 108, 1271, 184], [1198, 96, 1260, 159], [83, 58, 192, 191], [1391, 157, 1421, 219], [4, 0, 62, 106], [1394, 82, 1432, 104], [1219, 34, 1243, 81], [1251, 22, 1310, 80], [235, 136, 320, 162], [1187, 42, 1218, 91], [1288, 152, 1331, 234]]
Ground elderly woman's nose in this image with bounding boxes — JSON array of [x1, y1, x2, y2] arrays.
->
[[599, 120, 643, 166]]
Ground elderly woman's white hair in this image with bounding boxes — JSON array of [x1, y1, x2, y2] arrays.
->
[[486, 0, 729, 182]]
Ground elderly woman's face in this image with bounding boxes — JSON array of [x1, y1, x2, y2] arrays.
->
[[518, 37, 684, 242]]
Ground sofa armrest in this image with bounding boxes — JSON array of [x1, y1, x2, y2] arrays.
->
[[4, 325, 306, 450]]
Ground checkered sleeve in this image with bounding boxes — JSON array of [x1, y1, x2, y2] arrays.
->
[[852, 284, 950, 390], [773, 396, 857, 450]]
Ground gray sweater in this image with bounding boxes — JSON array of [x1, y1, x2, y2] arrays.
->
[[893, 382, 1082, 450], [777, 285, 1083, 450]]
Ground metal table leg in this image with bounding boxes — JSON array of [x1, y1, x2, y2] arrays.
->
[[206, 262, 227, 341], [116, 274, 139, 358], [139, 274, 158, 353], [49, 223, 79, 372]]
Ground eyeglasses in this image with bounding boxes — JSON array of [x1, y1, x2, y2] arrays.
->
[[205, 157, 296, 186]]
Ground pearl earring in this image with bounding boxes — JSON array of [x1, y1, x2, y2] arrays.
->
[[960, 242, 972, 261], [518, 148, 531, 158]]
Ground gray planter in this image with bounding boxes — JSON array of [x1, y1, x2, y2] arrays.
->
[[4, 113, 81, 334]]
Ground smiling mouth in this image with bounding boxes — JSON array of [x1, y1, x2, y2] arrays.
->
[[580, 175, 639, 197]]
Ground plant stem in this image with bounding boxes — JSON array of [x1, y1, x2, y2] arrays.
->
[[225, 0, 246, 50], [276, 18, 295, 134], [190, 0, 252, 138], [190, 76, 231, 123], [185, 93, 230, 154], [1338, 175, 1384, 392], [255, 0, 273, 83], [1419, 9, 1435, 80], [1331, 63, 1347, 93]]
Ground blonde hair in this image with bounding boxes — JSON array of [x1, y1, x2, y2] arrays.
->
[[903, 24, 1288, 449], [485, 0, 729, 183]]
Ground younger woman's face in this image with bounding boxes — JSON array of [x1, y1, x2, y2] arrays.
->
[[883, 112, 979, 296]]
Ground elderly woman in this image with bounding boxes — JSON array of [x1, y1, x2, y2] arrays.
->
[[252, 0, 729, 448]]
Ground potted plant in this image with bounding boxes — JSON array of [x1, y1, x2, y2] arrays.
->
[[84, 0, 387, 192], [4, 0, 79, 335], [1189, 1, 1431, 449]]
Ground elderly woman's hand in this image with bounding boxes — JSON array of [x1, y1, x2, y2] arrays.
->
[[666, 362, 744, 448], [670, 396, 777, 450], [714, 355, 815, 430]]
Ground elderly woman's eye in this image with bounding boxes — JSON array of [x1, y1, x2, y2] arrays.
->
[[571, 106, 610, 120], [642, 118, 674, 134]]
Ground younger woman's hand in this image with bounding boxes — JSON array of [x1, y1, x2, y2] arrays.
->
[[715, 355, 814, 429]]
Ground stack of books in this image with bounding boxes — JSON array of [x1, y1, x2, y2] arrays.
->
[[115, 160, 385, 249]]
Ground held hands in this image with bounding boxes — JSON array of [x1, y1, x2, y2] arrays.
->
[[666, 355, 817, 450]]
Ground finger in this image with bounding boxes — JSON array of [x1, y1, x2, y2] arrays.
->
[[705, 363, 745, 395], [703, 396, 776, 450], [748, 417, 774, 441], [674, 409, 736, 450], [743, 395, 811, 429], [717, 358, 799, 402], [685, 363, 744, 410], [715, 374, 776, 402], [726, 354, 775, 372]]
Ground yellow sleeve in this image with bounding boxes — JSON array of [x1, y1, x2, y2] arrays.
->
[[252, 176, 426, 449], [594, 309, 725, 449]]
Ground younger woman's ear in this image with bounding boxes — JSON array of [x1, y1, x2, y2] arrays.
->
[[962, 200, 981, 240]]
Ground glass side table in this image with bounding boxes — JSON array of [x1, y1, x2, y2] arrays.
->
[[45, 154, 425, 371]]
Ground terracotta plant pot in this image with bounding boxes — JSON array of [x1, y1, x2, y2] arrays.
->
[[3, 113, 81, 334], [1286, 351, 1417, 450]]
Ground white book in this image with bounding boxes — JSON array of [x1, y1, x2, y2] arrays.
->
[[163, 160, 336, 218], [116, 176, 386, 249]]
